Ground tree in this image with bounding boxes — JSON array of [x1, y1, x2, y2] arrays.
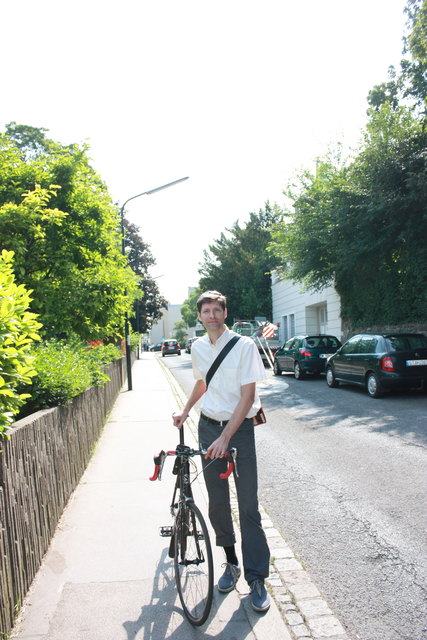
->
[[0, 125, 140, 340], [180, 287, 202, 328], [4, 121, 52, 160], [269, 1, 427, 326], [198, 203, 282, 324], [270, 108, 427, 324], [367, 0, 427, 117], [173, 320, 188, 345], [401, 0, 427, 114], [0, 250, 42, 436], [123, 219, 168, 333]]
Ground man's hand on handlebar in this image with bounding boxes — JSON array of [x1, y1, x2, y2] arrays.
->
[[172, 411, 188, 429], [205, 433, 230, 460]]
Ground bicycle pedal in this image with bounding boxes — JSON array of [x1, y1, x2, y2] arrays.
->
[[160, 526, 173, 537]]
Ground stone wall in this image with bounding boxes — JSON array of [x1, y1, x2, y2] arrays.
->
[[0, 357, 126, 636]]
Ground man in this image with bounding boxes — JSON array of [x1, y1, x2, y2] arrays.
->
[[172, 290, 270, 613]]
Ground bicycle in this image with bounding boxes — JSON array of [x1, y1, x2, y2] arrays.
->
[[150, 426, 238, 626]]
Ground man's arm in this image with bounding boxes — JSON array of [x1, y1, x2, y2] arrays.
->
[[172, 379, 206, 429], [205, 382, 255, 459]]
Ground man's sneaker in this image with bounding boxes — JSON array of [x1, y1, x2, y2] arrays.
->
[[250, 579, 270, 612], [218, 563, 241, 592]]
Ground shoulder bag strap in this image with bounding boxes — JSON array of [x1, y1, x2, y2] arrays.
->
[[205, 335, 240, 389]]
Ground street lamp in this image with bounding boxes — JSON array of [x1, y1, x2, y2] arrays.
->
[[120, 176, 189, 390]]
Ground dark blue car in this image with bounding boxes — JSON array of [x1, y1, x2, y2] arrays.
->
[[273, 335, 341, 379]]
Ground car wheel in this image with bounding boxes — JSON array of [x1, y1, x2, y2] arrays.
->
[[178, 351, 181, 355], [326, 366, 339, 388], [294, 362, 304, 380], [273, 360, 282, 376], [366, 372, 383, 398]]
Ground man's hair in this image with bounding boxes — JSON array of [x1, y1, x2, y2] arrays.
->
[[197, 290, 227, 312]]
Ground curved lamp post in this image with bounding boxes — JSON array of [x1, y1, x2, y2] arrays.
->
[[120, 176, 189, 390]]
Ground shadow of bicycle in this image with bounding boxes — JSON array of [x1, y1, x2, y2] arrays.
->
[[122, 548, 258, 639]]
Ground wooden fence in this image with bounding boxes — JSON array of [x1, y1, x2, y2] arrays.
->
[[0, 357, 127, 636]]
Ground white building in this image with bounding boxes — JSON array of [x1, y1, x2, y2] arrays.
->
[[149, 304, 183, 344], [271, 271, 342, 343]]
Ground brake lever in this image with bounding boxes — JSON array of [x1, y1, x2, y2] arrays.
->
[[149, 450, 166, 481], [219, 447, 238, 479]]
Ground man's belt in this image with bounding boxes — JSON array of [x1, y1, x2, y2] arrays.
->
[[200, 413, 229, 427]]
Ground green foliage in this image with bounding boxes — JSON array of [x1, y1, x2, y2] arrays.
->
[[0, 250, 42, 436], [198, 203, 282, 323], [173, 320, 188, 345], [367, 0, 427, 117], [19, 339, 122, 416], [401, 0, 427, 113], [0, 126, 140, 340], [270, 106, 427, 325], [180, 287, 202, 327], [124, 219, 168, 333], [269, 2, 427, 327], [129, 332, 141, 351]]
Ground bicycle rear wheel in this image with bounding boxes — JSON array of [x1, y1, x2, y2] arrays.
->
[[174, 501, 213, 625]]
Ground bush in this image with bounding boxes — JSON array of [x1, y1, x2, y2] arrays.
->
[[18, 339, 122, 416], [0, 250, 42, 436], [130, 332, 141, 352]]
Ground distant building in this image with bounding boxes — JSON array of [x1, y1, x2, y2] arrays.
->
[[271, 271, 342, 342], [149, 304, 182, 344]]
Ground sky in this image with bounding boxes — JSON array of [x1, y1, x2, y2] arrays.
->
[[1, 0, 409, 303]]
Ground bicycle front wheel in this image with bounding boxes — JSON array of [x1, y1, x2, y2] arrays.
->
[[174, 501, 213, 626]]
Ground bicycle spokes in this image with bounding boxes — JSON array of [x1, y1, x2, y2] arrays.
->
[[174, 503, 213, 626]]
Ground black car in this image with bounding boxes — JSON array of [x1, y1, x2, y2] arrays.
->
[[273, 335, 341, 379], [326, 333, 427, 398], [161, 339, 181, 357], [149, 342, 162, 352]]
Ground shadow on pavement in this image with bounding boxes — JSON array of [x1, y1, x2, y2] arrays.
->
[[122, 549, 256, 640], [260, 374, 427, 445]]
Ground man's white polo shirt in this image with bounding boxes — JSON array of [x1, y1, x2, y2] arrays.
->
[[191, 328, 266, 422]]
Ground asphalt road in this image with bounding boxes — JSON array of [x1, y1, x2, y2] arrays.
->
[[160, 351, 427, 640]]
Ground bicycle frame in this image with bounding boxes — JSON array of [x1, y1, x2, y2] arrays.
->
[[172, 429, 195, 508], [150, 425, 237, 626]]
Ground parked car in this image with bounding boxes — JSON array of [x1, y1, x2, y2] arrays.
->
[[161, 339, 181, 357], [149, 342, 162, 352], [325, 333, 427, 398], [273, 335, 342, 379], [251, 325, 281, 365], [185, 336, 199, 353]]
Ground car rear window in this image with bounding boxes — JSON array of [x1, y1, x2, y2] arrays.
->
[[386, 335, 427, 351], [305, 336, 341, 348]]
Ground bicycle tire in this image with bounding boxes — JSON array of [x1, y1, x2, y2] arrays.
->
[[174, 501, 213, 626]]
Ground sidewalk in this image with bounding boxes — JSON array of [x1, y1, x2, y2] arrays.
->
[[11, 353, 291, 640]]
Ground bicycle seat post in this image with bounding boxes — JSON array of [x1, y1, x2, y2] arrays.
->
[[179, 424, 185, 446]]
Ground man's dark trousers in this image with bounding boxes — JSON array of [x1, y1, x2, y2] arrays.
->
[[199, 415, 270, 585]]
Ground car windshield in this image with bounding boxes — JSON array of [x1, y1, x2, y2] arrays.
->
[[386, 334, 427, 351]]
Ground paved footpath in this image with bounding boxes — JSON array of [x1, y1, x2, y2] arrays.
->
[[11, 353, 350, 640]]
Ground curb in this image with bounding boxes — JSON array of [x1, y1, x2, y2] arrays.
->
[[159, 356, 352, 640]]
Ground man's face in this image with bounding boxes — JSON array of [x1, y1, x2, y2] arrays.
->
[[198, 301, 227, 331]]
